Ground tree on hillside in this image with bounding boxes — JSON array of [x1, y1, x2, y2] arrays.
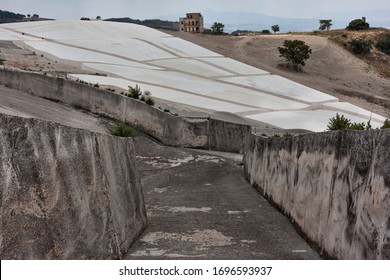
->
[[278, 40, 312, 71], [271, 24, 280, 34], [319, 19, 332, 31], [211, 22, 224, 34], [0, 10, 26, 20], [347, 18, 369, 30]]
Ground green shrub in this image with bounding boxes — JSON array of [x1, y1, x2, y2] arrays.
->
[[382, 119, 390, 129], [376, 35, 390, 55], [0, 58, 5, 65], [349, 38, 372, 55], [271, 25, 280, 33], [128, 84, 142, 99], [278, 40, 312, 69], [327, 113, 375, 131], [109, 121, 136, 138], [327, 113, 351, 130], [211, 22, 225, 34], [145, 96, 155, 106], [349, 122, 366, 130], [346, 19, 369, 30], [261, 29, 271, 34]]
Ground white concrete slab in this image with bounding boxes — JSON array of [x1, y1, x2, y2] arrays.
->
[[0, 28, 39, 41], [24, 41, 162, 68], [57, 39, 176, 61], [149, 37, 222, 58], [322, 102, 386, 123], [149, 58, 235, 77], [3, 20, 171, 40], [246, 110, 383, 132], [83, 63, 309, 110], [2, 20, 386, 132], [199, 57, 270, 76], [68, 74, 258, 113], [220, 75, 338, 104]]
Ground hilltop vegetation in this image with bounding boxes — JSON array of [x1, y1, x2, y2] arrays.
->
[[0, 9, 51, 23], [0, 10, 25, 23]]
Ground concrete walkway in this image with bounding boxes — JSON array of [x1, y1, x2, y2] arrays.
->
[[126, 136, 321, 259]]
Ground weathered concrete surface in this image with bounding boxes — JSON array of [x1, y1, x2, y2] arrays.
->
[[125, 136, 320, 259], [0, 85, 108, 134], [0, 114, 146, 259], [0, 69, 251, 152], [244, 130, 390, 259]]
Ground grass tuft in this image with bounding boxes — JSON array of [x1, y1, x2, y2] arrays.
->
[[109, 121, 136, 138]]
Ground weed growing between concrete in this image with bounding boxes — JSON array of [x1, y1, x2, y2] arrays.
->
[[327, 113, 389, 131], [126, 84, 155, 106], [128, 84, 142, 99], [145, 96, 155, 106], [109, 121, 136, 137], [382, 119, 390, 129]]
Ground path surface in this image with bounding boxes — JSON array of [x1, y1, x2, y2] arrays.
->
[[126, 136, 321, 259]]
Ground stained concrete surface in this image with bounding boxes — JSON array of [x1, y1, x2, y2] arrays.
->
[[0, 85, 110, 134], [244, 131, 390, 259], [126, 136, 321, 259], [0, 83, 319, 259]]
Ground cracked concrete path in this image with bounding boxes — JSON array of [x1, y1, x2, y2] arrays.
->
[[125, 136, 321, 259]]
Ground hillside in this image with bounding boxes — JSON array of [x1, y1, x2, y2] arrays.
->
[[0, 10, 25, 23], [105, 17, 179, 31], [0, 20, 388, 132], [164, 29, 390, 118]]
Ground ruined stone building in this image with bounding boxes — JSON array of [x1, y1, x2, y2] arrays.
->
[[179, 13, 204, 33]]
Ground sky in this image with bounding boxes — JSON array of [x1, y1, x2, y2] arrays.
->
[[1, 0, 390, 20]]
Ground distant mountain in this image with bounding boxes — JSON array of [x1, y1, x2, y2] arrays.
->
[[160, 10, 390, 33], [105, 17, 179, 31]]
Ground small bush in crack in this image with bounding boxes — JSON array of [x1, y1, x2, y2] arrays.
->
[[109, 121, 136, 138], [145, 96, 155, 106], [128, 84, 142, 99], [382, 119, 390, 129]]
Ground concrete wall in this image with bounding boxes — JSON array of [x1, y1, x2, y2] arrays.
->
[[0, 69, 250, 153], [244, 130, 390, 259], [0, 114, 147, 259]]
